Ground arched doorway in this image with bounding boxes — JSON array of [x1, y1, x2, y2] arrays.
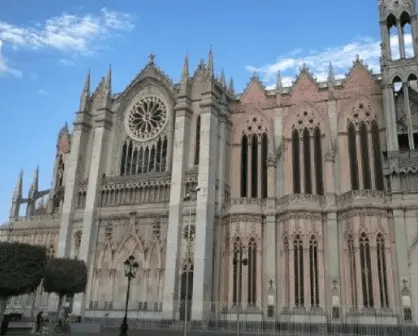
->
[[179, 261, 193, 321]]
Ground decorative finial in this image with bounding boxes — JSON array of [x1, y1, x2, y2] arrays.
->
[[228, 77, 234, 95], [276, 71, 282, 91], [328, 62, 335, 86], [148, 53, 156, 64], [207, 46, 214, 75], [220, 69, 226, 87]]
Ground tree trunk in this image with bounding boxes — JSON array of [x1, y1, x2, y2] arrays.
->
[[0, 297, 7, 334], [57, 295, 63, 317]]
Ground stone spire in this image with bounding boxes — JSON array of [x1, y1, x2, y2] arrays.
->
[[207, 47, 214, 76], [220, 69, 226, 87], [327, 62, 335, 87], [30, 165, 39, 196], [228, 77, 234, 96], [99, 65, 112, 109], [276, 71, 283, 92], [104, 65, 112, 94], [179, 52, 189, 95], [79, 69, 91, 111], [13, 170, 23, 201]]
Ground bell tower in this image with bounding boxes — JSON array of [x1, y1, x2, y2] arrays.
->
[[379, 0, 418, 150]]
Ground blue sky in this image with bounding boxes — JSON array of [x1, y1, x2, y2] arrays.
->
[[0, 1, 387, 221]]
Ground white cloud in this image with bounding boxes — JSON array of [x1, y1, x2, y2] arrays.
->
[[0, 40, 21, 77], [248, 35, 413, 89], [38, 89, 49, 96], [0, 8, 135, 76]]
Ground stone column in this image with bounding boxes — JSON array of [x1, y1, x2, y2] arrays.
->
[[402, 82, 414, 150], [411, 14, 418, 56], [162, 97, 192, 319], [57, 111, 91, 258], [191, 94, 219, 321], [397, 22, 406, 59], [72, 108, 112, 317], [263, 212, 276, 317]]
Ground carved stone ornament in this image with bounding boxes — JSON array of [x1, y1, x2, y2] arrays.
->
[[125, 96, 168, 142]]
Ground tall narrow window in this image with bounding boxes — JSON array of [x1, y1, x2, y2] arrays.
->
[[348, 122, 359, 190], [247, 238, 257, 306], [241, 135, 248, 197], [131, 148, 138, 175], [360, 122, 371, 189], [194, 116, 201, 165], [261, 133, 268, 198], [360, 232, 374, 308], [156, 139, 162, 172], [232, 238, 242, 305], [161, 136, 168, 172], [149, 145, 156, 172], [371, 121, 384, 191], [347, 234, 357, 307], [138, 148, 144, 174], [294, 234, 304, 307], [73, 231, 82, 259], [309, 235, 319, 307], [120, 143, 127, 176], [144, 147, 150, 173], [292, 130, 301, 193], [56, 155, 65, 187], [377, 233, 389, 308], [303, 128, 312, 194], [126, 142, 133, 175], [314, 127, 324, 195], [251, 135, 258, 197]]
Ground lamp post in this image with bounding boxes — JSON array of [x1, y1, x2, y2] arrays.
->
[[233, 248, 248, 336], [183, 187, 199, 336], [119, 255, 139, 336]]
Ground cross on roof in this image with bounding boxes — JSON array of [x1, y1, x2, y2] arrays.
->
[[148, 53, 156, 64]]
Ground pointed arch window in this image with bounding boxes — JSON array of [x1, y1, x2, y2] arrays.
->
[[348, 122, 359, 190], [303, 128, 312, 194], [251, 135, 258, 198], [360, 122, 372, 189], [119, 136, 168, 176], [261, 133, 268, 198], [194, 116, 201, 165], [309, 235, 319, 307], [292, 130, 301, 193], [359, 232, 373, 308], [240, 135, 248, 197], [247, 237, 257, 306], [294, 234, 304, 307], [377, 233, 389, 308], [232, 237, 243, 306]]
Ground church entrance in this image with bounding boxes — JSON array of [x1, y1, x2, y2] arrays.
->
[[179, 263, 194, 321]]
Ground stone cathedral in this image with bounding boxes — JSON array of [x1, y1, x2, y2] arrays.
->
[[3, 0, 418, 326]]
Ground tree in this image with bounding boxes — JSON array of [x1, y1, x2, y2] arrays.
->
[[42, 258, 88, 313], [0, 242, 47, 327]]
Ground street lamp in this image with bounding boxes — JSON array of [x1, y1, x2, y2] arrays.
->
[[233, 249, 248, 336], [119, 255, 139, 336], [182, 187, 199, 336]]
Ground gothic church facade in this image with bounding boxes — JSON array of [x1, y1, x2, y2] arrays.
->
[[2, 0, 418, 326]]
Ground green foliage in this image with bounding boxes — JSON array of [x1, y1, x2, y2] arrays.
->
[[0, 242, 47, 298], [43, 258, 88, 298]]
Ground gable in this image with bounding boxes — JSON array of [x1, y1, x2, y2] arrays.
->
[[344, 63, 375, 89], [240, 78, 265, 105], [290, 72, 318, 101]]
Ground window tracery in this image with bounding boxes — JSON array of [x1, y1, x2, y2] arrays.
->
[[126, 96, 168, 142], [240, 116, 268, 198], [294, 234, 304, 307], [291, 109, 324, 195], [346, 101, 384, 191]]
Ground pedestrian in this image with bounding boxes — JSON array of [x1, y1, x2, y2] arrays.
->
[[36, 311, 44, 334]]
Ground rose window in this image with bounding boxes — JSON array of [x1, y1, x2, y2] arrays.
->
[[127, 96, 167, 141]]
